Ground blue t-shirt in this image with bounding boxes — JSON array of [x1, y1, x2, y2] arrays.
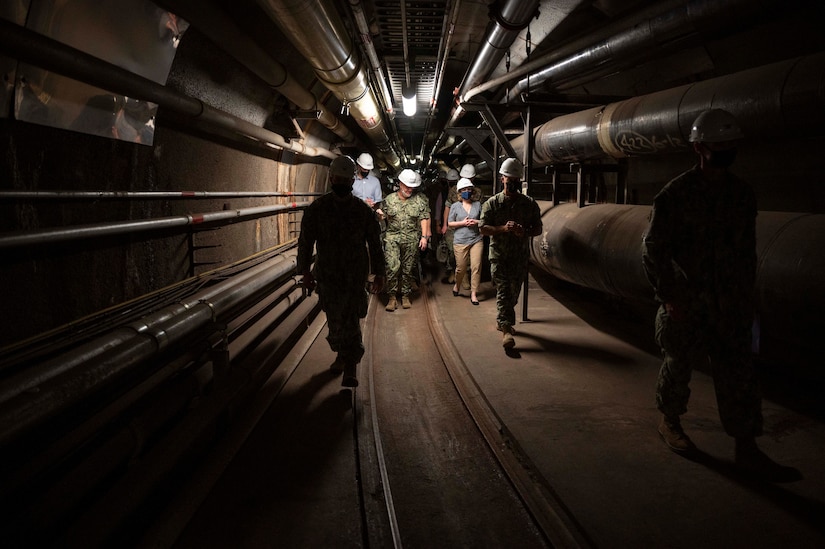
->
[[448, 201, 482, 246]]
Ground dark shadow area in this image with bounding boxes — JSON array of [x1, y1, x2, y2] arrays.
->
[[680, 448, 825, 535], [517, 330, 636, 366], [530, 266, 825, 422]]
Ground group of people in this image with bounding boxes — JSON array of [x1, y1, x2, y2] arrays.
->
[[296, 109, 797, 481], [297, 153, 541, 386]]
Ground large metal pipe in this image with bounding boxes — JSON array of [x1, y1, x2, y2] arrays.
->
[[531, 203, 825, 360], [509, 52, 825, 165], [435, 0, 540, 155], [156, 0, 356, 143], [0, 253, 301, 443], [255, 0, 401, 169], [348, 0, 395, 117], [0, 201, 310, 250], [0, 19, 336, 160]]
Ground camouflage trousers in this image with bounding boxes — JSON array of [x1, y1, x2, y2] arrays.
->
[[317, 281, 367, 365], [490, 261, 526, 331], [385, 235, 418, 296], [443, 229, 455, 270], [654, 304, 763, 438]]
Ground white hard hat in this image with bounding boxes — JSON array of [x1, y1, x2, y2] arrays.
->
[[414, 172, 422, 186], [356, 152, 374, 170], [457, 178, 473, 191], [398, 168, 419, 187], [689, 109, 744, 143], [329, 156, 356, 179], [446, 168, 459, 181], [459, 164, 476, 178], [499, 157, 523, 178]]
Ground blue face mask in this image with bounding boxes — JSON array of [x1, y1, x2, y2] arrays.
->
[[460, 190, 472, 200]]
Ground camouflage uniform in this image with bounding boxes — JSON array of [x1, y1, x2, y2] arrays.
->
[[384, 191, 430, 296], [642, 166, 761, 438], [479, 191, 542, 332], [297, 193, 386, 366]]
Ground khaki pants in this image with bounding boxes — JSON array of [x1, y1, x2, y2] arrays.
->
[[453, 240, 483, 293]]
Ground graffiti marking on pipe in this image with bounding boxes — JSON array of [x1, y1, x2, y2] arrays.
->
[[615, 131, 685, 154]]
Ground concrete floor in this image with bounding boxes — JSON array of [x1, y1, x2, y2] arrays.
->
[[169, 266, 825, 548]]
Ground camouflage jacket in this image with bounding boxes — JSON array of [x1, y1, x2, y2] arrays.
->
[[479, 191, 542, 264], [297, 192, 386, 286], [642, 165, 757, 312], [384, 191, 430, 241]]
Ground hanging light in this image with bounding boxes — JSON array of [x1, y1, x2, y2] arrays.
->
[[402, 83, 417, 117]]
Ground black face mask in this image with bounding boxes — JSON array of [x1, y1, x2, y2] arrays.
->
[[331, 184, 352, 197], [505, 181, 521, 193], [359, 169, 369, 178], [707, 148, 737, 168]]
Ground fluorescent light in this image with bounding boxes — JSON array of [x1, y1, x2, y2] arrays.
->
[[402, 83, 417, 116]]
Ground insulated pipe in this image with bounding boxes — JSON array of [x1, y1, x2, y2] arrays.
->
[[504, 0, 770, 103], [348, 0, 395, 117], [436, 0, 540, 155], [255, 0, 401, 169], [0, 201, 310, 250], [0, 254, 301, 443], [156, 0, 356, 143], [509, 52, 825, 165], [0, 19, 336, 160], [0, 252, 295, 405], [531, 203, 825, 359]]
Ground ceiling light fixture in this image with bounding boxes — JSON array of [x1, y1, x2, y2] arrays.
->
[[402, 83, 417, 117]]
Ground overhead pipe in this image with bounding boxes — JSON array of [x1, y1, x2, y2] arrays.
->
[[508, 52, 825, 165], [156, 0, 356, 143], [461, 0, 771, 106], [0, 19, 336, 160], [348, 0, 395, 117], [0, 201, 310, 250], [255, 0, 401, 169], [432, 0, 540, 157], [531, 203, 825, 365]]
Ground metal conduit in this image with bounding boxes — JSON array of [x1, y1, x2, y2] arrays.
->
[[0, 201, 310, 250], [433, 0, 539, 157], [0, 252, 295, 405], [349, 0, 395, 117], [461, 0, 757, 106], [505, 0, 769, 103], [531, 203, 825, 360], [0, 253, 301, 443], [0, 191, 322, 200], [156, 0, 355, 143], [509, 52, 825, 165], [0, 19, 336, 160], [255, 0, 401, 169]]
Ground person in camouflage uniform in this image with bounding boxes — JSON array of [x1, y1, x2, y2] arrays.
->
[[297, 156, 386, 388], [384, 169, 430, 311], [479, 158, 542, 350], [643, 109, 798, 482]]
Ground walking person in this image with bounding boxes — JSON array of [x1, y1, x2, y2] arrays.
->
[[353, 152, 385, 219], [383, 169, 431, 311], [297, 156, 386, 388], [448, 178, 483, 305], [479, 158, 542, 350], [438, 168, 460, 284], [642, 109, 799, 481]]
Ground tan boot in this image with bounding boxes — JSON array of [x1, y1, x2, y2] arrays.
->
[[502, 327, 515, 349], [401, 295, 411, 309], [386, 296, 397, 311], [658, 415, 696, 453], [342, 363, 358, 388]]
